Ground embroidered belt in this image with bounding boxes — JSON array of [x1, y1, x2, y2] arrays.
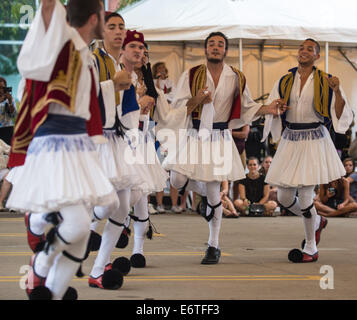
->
[[283, 123, 325, 141], [192, 120, 228, 131], [35, 114, 87, 137]]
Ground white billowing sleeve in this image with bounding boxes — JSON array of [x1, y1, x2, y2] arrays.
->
[[99, 80, 116, 128], [171, 71, 192, 110], [331, 87, 353, 134], [165, 79, 176, 103], [17, 0, 71, 81], [17, 77, 26, 101], [118, 106, 141, 130], [262, 80, 282, 142], [153, 88, 189, 133], [239, 84, 263, 124]]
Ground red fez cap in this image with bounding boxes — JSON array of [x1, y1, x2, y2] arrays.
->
[[123, 30, 145, 48], [105, 11, 113, 18]]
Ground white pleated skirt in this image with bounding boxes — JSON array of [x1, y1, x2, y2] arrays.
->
[[163, 128, 245, 182], [97, 130, 144, 191], [124, 130, 169, 194], [265, 125, 346, 187], [6, 134, 118, 213]]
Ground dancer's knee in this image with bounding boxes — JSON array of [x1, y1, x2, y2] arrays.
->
[[170, 171, 187, 190]]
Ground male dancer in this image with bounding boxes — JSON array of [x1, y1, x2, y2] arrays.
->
[[263, 38, 352, 262], [88, 30, 168, 288], [162, 32, 285, 264], [6, 0, 119, 299]]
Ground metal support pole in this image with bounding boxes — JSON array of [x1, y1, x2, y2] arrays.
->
[[325, 42, 329, 73], [182, 41, 186, 73], [260, 42, 265, 101], [239, 38, 243, 72]]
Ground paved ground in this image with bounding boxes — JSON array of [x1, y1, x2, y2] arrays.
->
[[0, 210, 356, 301]]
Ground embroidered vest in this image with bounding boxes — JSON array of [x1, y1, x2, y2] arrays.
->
[[278, 67, 333, 127], [93, 48, 120, 106], [8, 40, 102, 167], [188, 64, 246, 121]]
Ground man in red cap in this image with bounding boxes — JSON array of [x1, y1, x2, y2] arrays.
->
[[88, 29, 168, 289]]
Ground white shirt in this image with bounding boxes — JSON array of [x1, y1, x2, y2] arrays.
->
[[17, 1, 97, 121]]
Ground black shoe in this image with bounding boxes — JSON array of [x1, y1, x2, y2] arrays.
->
[[201, 246, 221, 265]]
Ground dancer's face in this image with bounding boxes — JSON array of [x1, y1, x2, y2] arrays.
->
[[297, 40, 320, 67], [122, 41, 145, 66], [205, 35, 226, 64], [104, 16, 126, 50]]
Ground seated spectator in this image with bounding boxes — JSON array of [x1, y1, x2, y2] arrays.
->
[[0, 138, 10, 210], [0, 77, 16, 128], [259, 155, 278, 203], [0, 77, 17, 145], [234, 157, 277, 216], [343, 157, 357, 201], [221, 180, 239, 218], [314, 178, 357, 217]]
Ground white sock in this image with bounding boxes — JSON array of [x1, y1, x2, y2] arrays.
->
[[132, 195, 149, 255], [206, 181, 222, 249], [298, 186, 318, 255], [45, 232, 89, 300], [277, 187, 302, 216], [90, 189, 130, 278], [34, 205, 91, 278], [314, 214, 321, 231], [90, 220, 99, 232]]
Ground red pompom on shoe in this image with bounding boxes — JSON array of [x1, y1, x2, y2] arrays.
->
[[88, 269, 123, 290], [288, 249, 318, 263]]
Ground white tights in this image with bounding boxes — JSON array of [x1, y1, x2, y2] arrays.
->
[[34, 204, 91, 300], [277, 186, 320, 255], [171, 171, 222, 249]]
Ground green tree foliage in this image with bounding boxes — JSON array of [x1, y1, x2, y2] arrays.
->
[[0, 0, 143, 75], [0, 0, 66, 74], [118, 0, 143, 10]]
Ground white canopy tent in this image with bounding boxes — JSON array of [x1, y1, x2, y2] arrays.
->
[[121, 0, 357, 43], [120, 0, 357, 129]]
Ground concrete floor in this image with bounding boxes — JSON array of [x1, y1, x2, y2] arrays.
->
[[0, 210, 356, 301]]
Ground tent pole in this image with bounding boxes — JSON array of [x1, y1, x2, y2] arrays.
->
[[325, 42, 329, 73], [182, 41, 186, 72], [239, 38, 243, 72], [260, 42, 265, 101]]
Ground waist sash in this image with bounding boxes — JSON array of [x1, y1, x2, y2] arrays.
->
[[35, 114, 86, 137]]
